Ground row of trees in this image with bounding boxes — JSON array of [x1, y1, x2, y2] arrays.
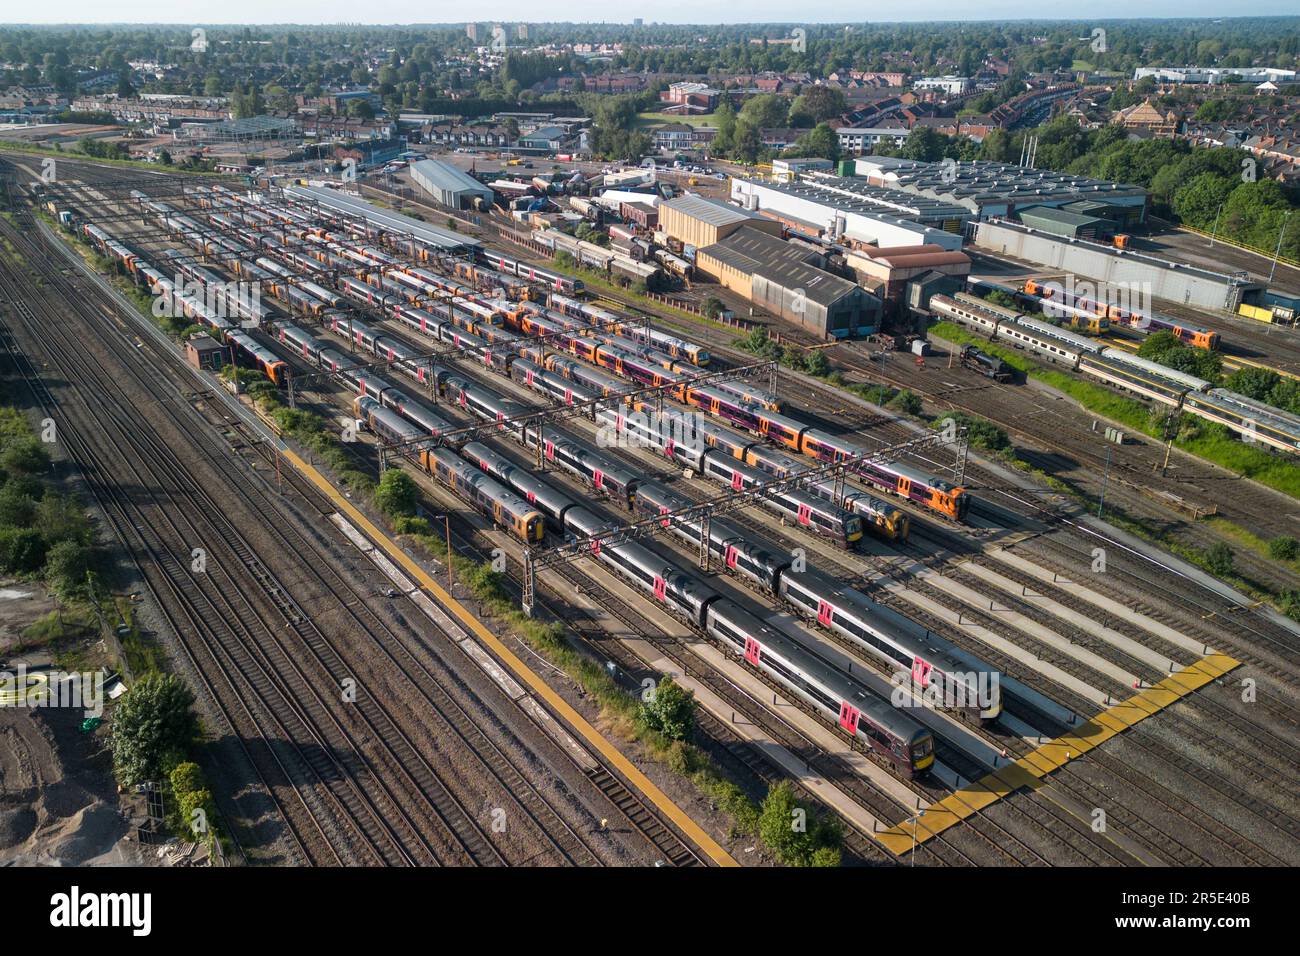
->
[[0, 407, 97, 598]]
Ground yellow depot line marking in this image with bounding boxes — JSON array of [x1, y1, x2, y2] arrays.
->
[[281, 448, 739, 868], [875, 654, 1241, 857]]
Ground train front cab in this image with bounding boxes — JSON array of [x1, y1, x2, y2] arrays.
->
[[927, 483, 969, 522], [498, 501, 545, 543], [910, 733, 935, 774]]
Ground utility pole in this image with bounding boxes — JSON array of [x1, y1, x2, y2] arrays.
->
[[1097, 444, 1111, 518], [1269, 210, 1293, 285], [1209, 203, 1223, 247]]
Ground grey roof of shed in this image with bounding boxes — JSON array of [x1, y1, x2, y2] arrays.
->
[[411, 159, 493, 197], [661, 194, 762, 228], [283, 184, 480, 250], [701, 227, 860, 306]]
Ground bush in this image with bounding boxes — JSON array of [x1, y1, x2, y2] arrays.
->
[[44, 540, 95, 598], [756, 780, 841, 866], [637, 677, 696, 741], [802, 350, 831, 377], [887, 389, 923, 416], [0, 527, 47, 574], [0, 484, 38, 528], [1268, 536, 1299, 562], [393, 515, 433, 536], [0, 436, 50, 475], [169, 761, 219, 845], [35, 492, 91, 547], [1204, 542, 1235, 577], [375, 468, 418, 518]]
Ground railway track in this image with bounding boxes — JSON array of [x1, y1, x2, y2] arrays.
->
[[1, 202, 621, 867], [55, 173, 722, 868], [0, 249, 414, 865]]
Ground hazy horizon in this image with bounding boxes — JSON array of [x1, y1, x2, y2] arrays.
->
[[2, 5, 1295, 28]]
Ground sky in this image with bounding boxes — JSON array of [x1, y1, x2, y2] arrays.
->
[[2, 4, 1291, 26]]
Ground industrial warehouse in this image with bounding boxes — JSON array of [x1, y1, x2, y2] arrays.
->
[[410, 157, 494, 210], [853, 157, 1151, 227], [696, 226, 881, 337]]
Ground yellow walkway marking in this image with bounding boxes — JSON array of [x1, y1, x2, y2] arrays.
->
[[281, 449, 738, 867], [876, 654, 1240, 856]]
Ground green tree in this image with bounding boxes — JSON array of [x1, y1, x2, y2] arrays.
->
[[899, 126, 947, 162], [637, 677, 696, 741], [375, 467, 418, 518], [789, 85, 845, 126], [2, 436, 51, 474], [712, 99, 736, 154], [111, 674, 200, 786], [791, 122, 839, 161], [44, 540, 93, 599], [738, 93, 788, 129], [803, 349, 831, 377]]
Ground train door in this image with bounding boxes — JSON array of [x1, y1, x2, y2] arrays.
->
[[897, 476, 913, 499], [838, 702, 860, 734]]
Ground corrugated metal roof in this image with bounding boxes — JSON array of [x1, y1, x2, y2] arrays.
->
[[661, 194, 760, 228], [411, 159, 493, 198], [701, 227, 859, 306], [1017, 204, 1105, 228], [283, 184, 480, 250]]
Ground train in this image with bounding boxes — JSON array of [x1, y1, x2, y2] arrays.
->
[[496, 305, 969, 520], [932, 293, 1300, 454], [353, 396, 544, 543], [1019, 278, 1219, 349], [965, 278, 1109, 335], [548, 293, 710, 366], [81, 223, 291, 386], [457, 433, 996, 728], [479, 248, 585, 295], [959, 345, 1013, 382], [457, 443, 941, 770]]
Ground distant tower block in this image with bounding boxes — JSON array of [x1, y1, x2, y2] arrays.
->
[[634, 18, 644, 26], [516, 24, 529, 41], [466, 23, 478, 42]]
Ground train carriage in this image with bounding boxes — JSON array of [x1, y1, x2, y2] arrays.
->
[[427, 447, 544, 544], [705, 600, 933, 776], [778, 568, 1001, 721]]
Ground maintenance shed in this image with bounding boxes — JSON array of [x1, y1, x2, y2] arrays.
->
[[410, 159, 494, 210], [1016, 204, 1114, 241], [658, 194, 783, 249], [697, 226, 880, 339]]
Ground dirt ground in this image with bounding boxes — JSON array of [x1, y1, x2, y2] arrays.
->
[[0, 583, 56, 659], [0, 578, 143, 867]]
